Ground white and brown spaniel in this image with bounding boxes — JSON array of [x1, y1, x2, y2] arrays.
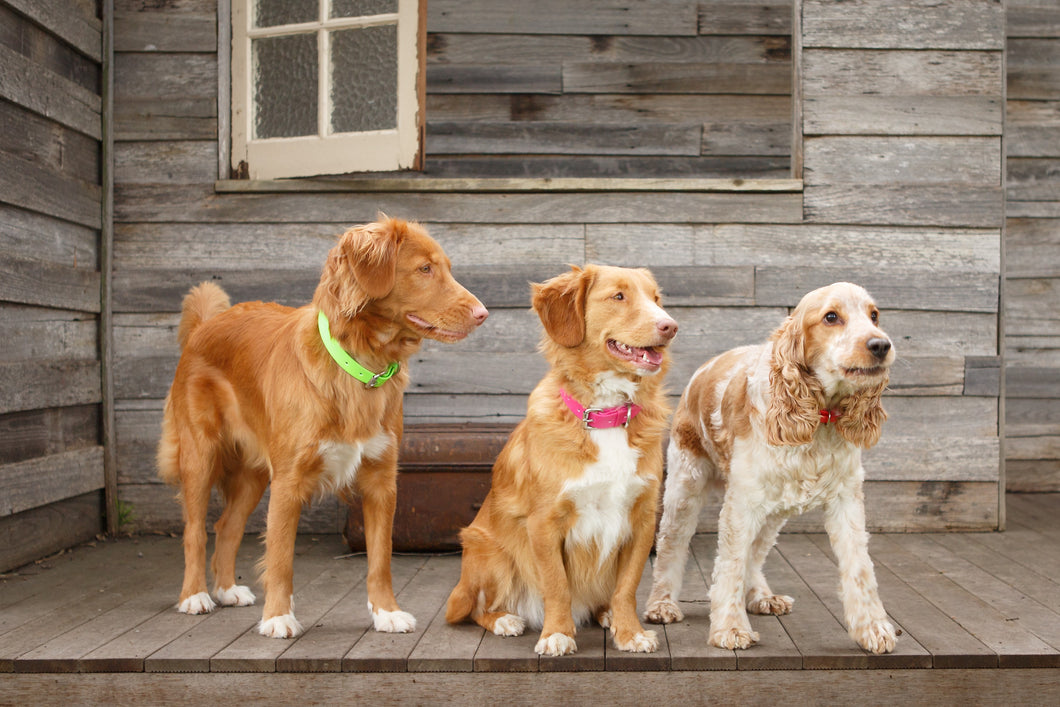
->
[[644, 282, 897, 654]]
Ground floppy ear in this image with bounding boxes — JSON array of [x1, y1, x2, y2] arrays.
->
[[531, 266, 593, 347], [318, 218, 405, 317], [834, 378, 888, 449], [765, 313, 824, 446]]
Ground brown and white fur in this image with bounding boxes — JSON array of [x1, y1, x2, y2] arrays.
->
[[158, 217, 488, 638], [445, 265, 678, 656], [644, 282, 897, 654]]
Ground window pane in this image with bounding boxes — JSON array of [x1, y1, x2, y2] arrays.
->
[[253, 34, 318, 138], [254, 0, 318, 28], [331, 0, 397, 19], [330, 25, 398, 133]]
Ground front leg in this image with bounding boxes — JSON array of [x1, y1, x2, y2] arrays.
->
[[823, 484, 896, 654], [708, 491, 763, 650], [526, 509, 577, 656], [609, 492, 659, 653], [356, 453, 415, 634], [258, 476, 304, 638]]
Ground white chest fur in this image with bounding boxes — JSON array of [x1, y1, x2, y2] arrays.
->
[[317, 432, 393, 493], [561, 427, 647, 562]]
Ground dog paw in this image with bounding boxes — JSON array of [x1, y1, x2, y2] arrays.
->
[[614, 629, 659, 653], [747, 593, 794, 616], [535, 632, 577, 657], [709, 626, 759, 650], [214, 585, 256, 607], [177, 592, 216, 615], [371, 607, 417, 634], [643, 598, 683, 624], [852, 619, 897, 654], [595, 608, 613, 629], [258, 613, 303, 639], [492, 614, 525, 637]]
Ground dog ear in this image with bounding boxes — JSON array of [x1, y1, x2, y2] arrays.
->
[[531, 266, 593, 347], [343, 218, 405, 300], [317, 218, 406, 317], [765, 313, 823, 446], [835, 378, 888, 448]]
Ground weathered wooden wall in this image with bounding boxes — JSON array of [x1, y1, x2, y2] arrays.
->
[[110, 0, 1005, 534], [0, 0, 105, 571], [1005, 0, 1060, 492], [423, 0, 792, 177]]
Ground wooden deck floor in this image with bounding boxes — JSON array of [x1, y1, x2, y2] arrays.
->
[[2, 495, 1060, 703]]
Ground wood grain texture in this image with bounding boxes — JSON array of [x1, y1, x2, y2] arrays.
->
[[802, 0, 1005, 50]]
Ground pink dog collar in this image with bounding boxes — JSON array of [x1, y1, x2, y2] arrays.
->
[[560, 389, 641, 430], [819, 409, 841, 424]]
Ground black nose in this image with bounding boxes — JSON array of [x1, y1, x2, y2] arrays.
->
[[867, 337, 891, 360]]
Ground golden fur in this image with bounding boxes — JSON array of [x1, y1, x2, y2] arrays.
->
[[158, 216, 487, 638], [645, 282, 898, 654], [445, 265, 678, 656]]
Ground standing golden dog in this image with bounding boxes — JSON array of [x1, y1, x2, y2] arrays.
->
[[446, 265, 677, 656], [645, 282, 897, 654], [158, 216, 488, 638]]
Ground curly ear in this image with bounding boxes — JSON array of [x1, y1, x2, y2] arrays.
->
[[835, 378, 888, 448], [531, 266, 593, 347], [317, 217, 406, 317], [765, 314, 823, 446]]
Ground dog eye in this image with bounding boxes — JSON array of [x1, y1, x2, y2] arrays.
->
[[613, 292, 624, 301], [871, 310, 879, 323], [419, 263, 432, 274], [824, 311, 839, 324]]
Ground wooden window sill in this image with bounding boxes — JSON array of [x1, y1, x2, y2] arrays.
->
[[214, 177, 803, 194]]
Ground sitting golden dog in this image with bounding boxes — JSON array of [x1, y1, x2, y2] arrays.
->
[[645, 282, 897, 654], [158, 216, 488, 638], [446, 265, 678, 656]]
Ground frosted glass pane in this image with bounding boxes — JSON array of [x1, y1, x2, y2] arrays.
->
[[330, 25, 397, 133], [254, 0, 317, 28], [253, 34, 318, 138], [331, 0, 396, 19]]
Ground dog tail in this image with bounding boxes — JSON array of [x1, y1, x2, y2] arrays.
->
[[445, 580, 475, 625], [178, 281, 231, 350]]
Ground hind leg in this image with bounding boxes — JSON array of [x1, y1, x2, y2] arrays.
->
[[211, 466, 268, 607], [447, 523, 525, 637], [645, 440, 712, 624], [175, 434, 220, 615], [745, 514, 793, 615]]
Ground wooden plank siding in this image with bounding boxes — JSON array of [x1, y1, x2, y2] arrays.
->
[[0, 0, 105, 572], [1006, 1, 1060, 491], [104, 0, 1007, 539]]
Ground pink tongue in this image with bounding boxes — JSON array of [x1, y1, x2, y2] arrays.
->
[[639, 347, 663, 366]]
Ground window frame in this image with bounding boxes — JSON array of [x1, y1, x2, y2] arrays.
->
[[228, 0, 424, 180]]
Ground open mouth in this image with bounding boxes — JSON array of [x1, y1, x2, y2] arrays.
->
[[406, 314, 468, 342], [608, 339, 665, 371]]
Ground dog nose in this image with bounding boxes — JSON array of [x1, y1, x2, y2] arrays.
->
[[867, 337, 891, 360], [657, 317, 678, 340], [471, 305, 489, 326]]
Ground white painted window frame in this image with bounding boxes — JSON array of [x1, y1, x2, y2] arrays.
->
[[229, 0, 421, 180]]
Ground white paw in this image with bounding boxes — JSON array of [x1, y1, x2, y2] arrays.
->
[[596, 608, 613, 629], [177, 592, 216, 615], [535, 632, 577, 657], [852, 619, 897, 654], [709, 626, 759, 650], [615, 629, 659, 653], [370, 605, 417, 633], [493, 614, 525, 637], [258, 613, 303, 639], [747, 593, 794, 616], [214, 585, 256, 607], [643, 598, 683, 624]]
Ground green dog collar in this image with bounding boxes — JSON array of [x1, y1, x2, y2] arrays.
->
[[317, 310, 399, 388]]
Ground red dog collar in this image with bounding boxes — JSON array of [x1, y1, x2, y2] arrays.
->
[[819, 409, 841, 424], [560, 389, 641, 430]]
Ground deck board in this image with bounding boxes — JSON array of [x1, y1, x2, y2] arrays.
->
[[1, 495, 1059, 678]]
